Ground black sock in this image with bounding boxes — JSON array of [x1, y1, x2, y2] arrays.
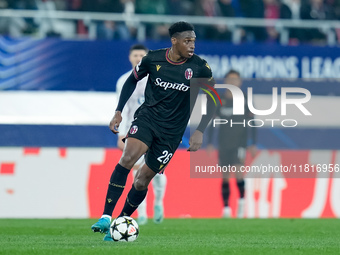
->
[[119, 184, 148, 217], [237, 180, 245, 198], [222, 182, 230, 207], [103, 164, 130, 216]]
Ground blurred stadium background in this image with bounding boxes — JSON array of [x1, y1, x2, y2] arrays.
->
[[0, 0, 339, 220]]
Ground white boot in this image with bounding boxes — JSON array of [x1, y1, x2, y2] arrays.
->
[[133, 169, 148, 225], [153, 174, 167, 223], [222, 206, 232, 218]]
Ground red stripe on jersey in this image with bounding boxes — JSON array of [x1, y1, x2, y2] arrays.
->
[[133, 68, 139, 80], [166, 48, 187, 65]]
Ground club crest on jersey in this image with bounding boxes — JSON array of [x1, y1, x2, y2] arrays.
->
[[129, 125, 138, 134], [185, 68, 193, 80]]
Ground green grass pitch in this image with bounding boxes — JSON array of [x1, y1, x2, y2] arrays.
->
[[0, 218, 339, 255]]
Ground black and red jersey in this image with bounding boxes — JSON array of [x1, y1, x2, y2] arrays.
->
[[132, 48, 214, 136]]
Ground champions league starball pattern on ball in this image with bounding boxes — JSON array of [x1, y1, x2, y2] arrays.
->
[[110, 216, 139, 242]]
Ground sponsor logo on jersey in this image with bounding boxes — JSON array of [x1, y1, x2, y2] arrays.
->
[[185, 68, 193, 80], [156, 65, 161, 71], [129, 125, 138, 134], [154, 78, 189, 91]]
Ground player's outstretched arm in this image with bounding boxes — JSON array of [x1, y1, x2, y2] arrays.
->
[[188, 92, 216, 151], [110, 73, 139, 134], [109, 111, 122, 134], [116, 72, 138, 113]]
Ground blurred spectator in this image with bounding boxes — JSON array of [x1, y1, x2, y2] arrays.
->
[[122, 0, 139, 39], [67, 0, 82, 11], [53, 0, 68, 10], [300, 0, 336, 43], [135, 0, 168, 14], [0, 0, 9, 35], [168, 0, 196, 15], [0, 0, 7, 8], [239, 0, 267, 41], [81, 0, 131, 40], [230, 0, 245, 17], [281, 0, 301, 20], [281, 0, 305, 44], [35, 0, 62, 38], [263, 0, 280, 42], [2, 0, 340, 43], [328, 0, 340, 42], [331, 0, 340, 19], [2, 0, 39, 37], [135, 0, 170, 40], [219, 0, 235, 17], [195, 0, 235, 41], [65, 0, 85, 36]]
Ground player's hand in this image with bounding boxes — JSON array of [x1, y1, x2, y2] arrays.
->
[[248, 145, 257, 158], [109, 111, 122, 134], [187, 130, 203, 152]]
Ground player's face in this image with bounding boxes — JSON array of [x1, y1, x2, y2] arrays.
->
[[225, 73, 242, 88], [174, 31, 196, 59], [129, 49, 147, 68]]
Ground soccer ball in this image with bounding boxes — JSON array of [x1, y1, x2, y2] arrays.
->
[[110, 216, 139, 242]]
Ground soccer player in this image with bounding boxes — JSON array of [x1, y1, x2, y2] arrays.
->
[[116, 44, 167, 225], [91, 21, 216, 241], [207, 70, 257, 218]]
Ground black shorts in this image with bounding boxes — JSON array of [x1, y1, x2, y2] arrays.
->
[[126, 118, 182, 173], [219, 147, 246, 167]]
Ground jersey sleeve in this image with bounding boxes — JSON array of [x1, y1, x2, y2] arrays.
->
[[198, 60, 215, 92], [116, 71, 131, 94], [195, 59, 217, 133], [200, 60, 214, 81], [116, 73, 138, 112], [133, 54, 151, 81]]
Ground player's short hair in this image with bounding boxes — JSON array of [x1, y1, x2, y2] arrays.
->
[[168, 21, 194, 38], [225, 69, 240, 78], [129, 44, 148, 53]]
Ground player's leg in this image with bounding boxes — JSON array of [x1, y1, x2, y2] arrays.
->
[[234, 164, 245, 218], [103, 162, 156, 241], [235, 147, 246, 218], [119, 163, 157, 217], [221, 173, 231, 218], [104, 134, 179, 243], [133, 156, 148, 225], [152, 173, 167, 223], [119, 135, 178, 220], [91, 137, 148, 233], [220, 149, 232, 218]]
